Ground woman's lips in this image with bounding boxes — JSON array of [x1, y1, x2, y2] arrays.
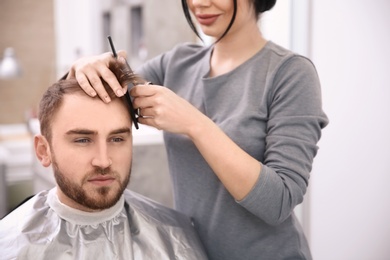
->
[[196, 14, 219, 26]]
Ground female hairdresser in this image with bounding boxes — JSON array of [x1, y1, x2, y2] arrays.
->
[[68, 0, 328, 259]]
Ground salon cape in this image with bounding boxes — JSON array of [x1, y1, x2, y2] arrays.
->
[[0, 188, 208, 260]]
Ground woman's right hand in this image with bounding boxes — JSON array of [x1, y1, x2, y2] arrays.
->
[[67, 51, 128, 103]]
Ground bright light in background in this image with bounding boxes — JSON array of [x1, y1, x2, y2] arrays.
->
[[0, 48, 22, 79]]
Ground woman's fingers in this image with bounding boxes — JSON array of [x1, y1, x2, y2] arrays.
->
[[130, 84, 159, 101], [136, 107, 154, 118], [74, 73, 97, 97], [117, 50, 127, 59], [69, 51, 129, 102], [131, 85, 159, 109], [131, 85, 199, 134]]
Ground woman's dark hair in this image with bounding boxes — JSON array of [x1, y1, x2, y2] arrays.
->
[[254, 0, 277, 13], [181, 0, 277, 42]]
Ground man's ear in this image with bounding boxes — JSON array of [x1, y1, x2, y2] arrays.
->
[[34, 135, 52, 167]]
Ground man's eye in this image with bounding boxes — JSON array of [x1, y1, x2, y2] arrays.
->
[[111, 137, 124, 142], [74, 138, 90, 143]]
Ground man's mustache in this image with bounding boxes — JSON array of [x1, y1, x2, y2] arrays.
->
[[94, 167, 111, 175]]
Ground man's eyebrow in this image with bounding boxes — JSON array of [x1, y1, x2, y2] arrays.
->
[[66, 129, 97, 135], [109, 127, 131, 135], [65, 127, 131, 136]]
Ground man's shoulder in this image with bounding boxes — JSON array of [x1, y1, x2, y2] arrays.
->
[[0, 190, 50, 258], [1, 190, 49, 223], [123, 189, 192, 226], [122, 190, 208, 259]]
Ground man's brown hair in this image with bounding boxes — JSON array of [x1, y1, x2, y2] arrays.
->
[[38, 60, 136, 141]]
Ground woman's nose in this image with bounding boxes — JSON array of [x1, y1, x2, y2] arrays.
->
[[190, 0, 211, 8]]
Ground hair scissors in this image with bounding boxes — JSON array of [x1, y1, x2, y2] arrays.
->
[[107, 36, 146, 130]]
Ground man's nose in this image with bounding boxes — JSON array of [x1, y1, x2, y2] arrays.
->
[[91, 143, 112, 169]]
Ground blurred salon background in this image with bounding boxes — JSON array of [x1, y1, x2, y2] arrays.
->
[[0, 0, 389, 259]]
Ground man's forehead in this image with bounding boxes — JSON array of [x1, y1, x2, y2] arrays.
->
[[51, 93, 132, 134], [62, 93, 130, 116]]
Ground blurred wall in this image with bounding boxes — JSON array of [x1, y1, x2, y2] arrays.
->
[[0, 0, 194, 124], [0, 0, 56, 124], [55, 0, 195, 77], [309, 0, 390, 259]]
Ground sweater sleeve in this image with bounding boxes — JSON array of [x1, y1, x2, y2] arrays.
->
[[238, 56, 328, 225], [135, 43, 197, 86], [135, 53, 166, 85]]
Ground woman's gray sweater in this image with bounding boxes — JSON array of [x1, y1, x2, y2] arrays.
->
[[137, 41, 328, 260]]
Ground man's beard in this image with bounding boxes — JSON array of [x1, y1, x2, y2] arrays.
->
[[52, 154, 131, 211]]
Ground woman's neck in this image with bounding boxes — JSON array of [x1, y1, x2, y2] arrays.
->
[[209, 23, 266, 77]]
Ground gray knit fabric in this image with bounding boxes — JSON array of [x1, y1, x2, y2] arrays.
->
[[136, 41, 328, 260]]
